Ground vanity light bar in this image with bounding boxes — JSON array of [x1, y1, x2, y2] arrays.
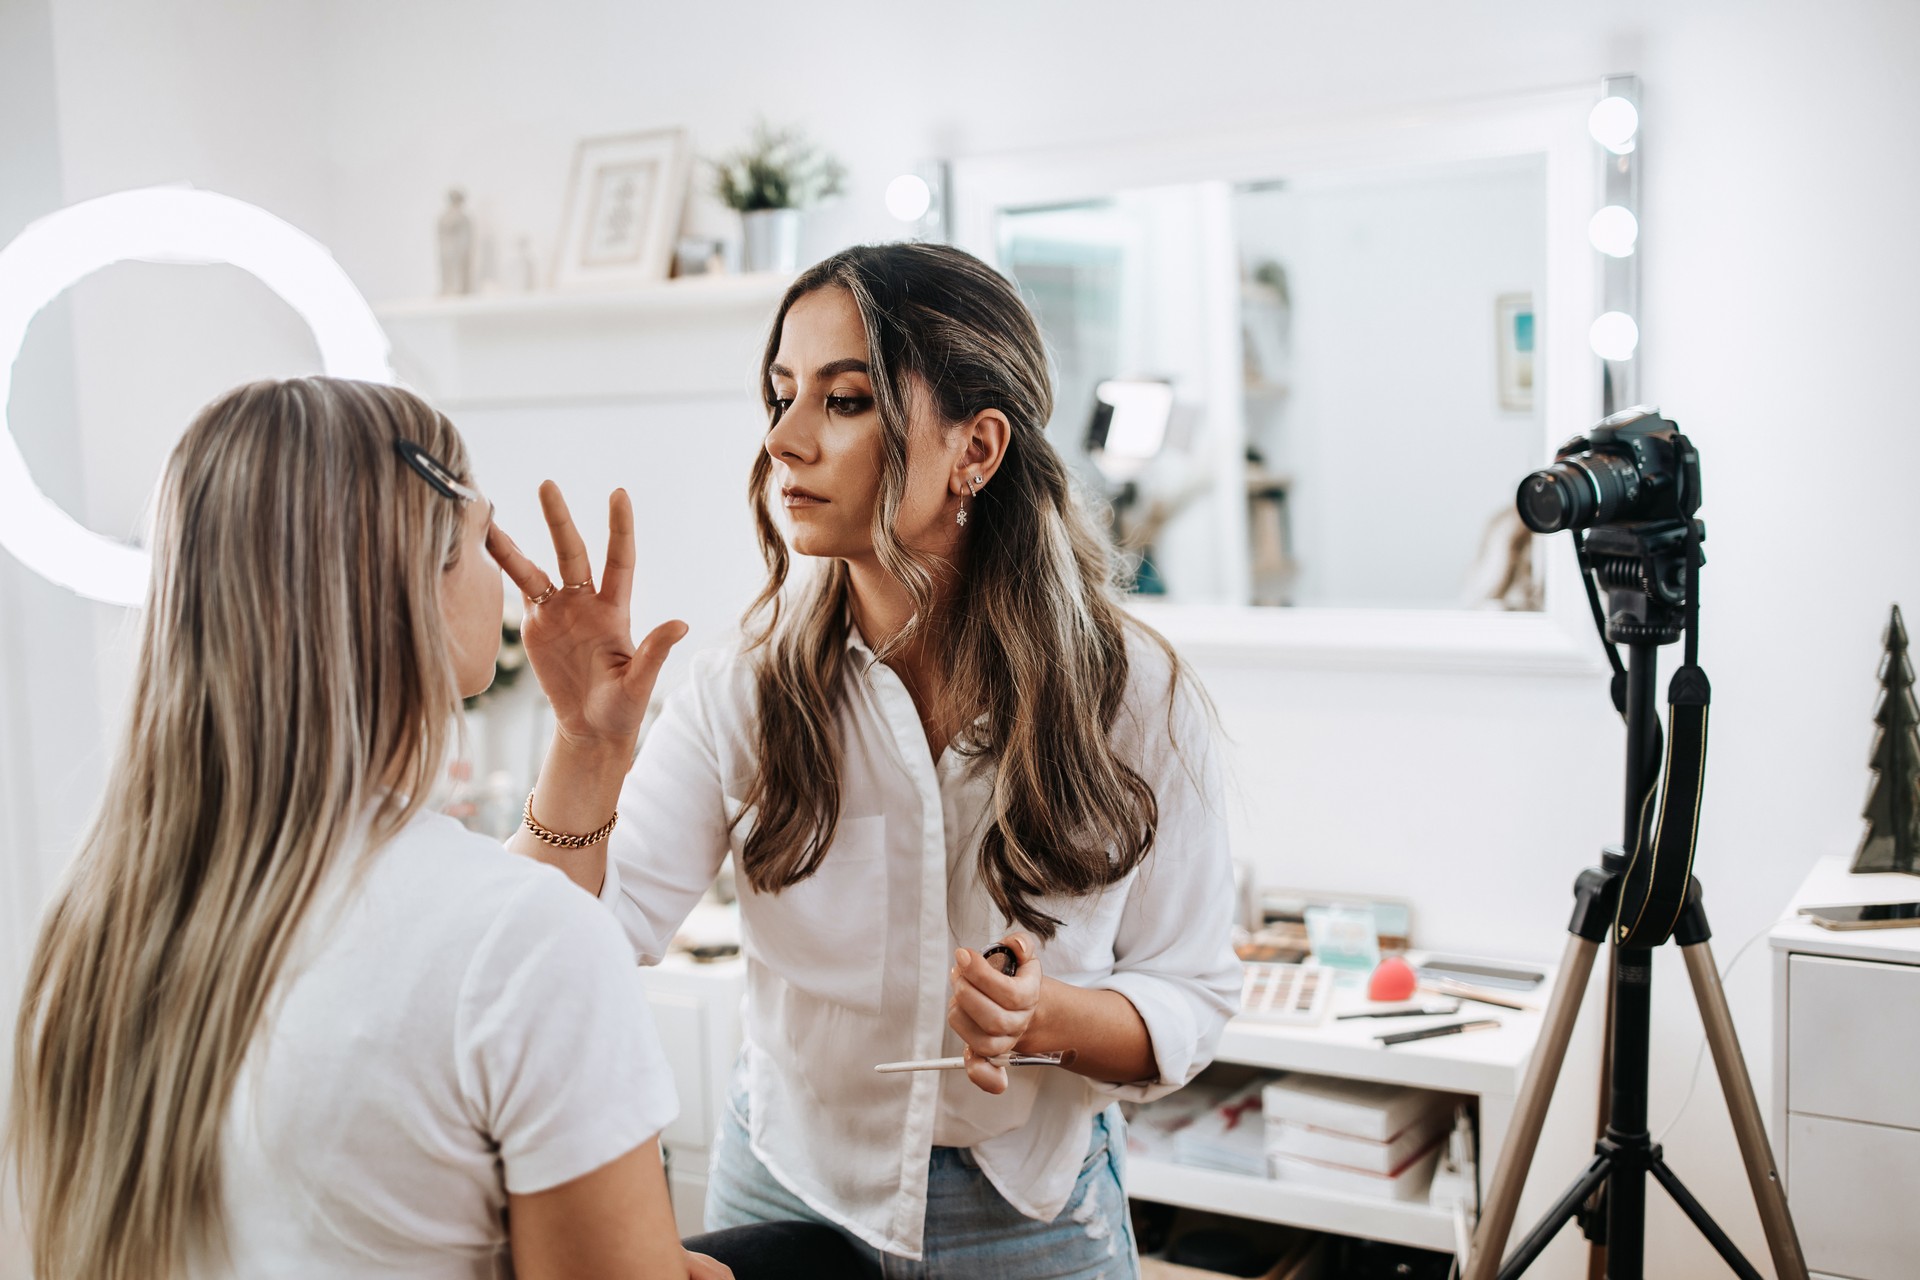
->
[[1590, 75, 1642, 411]]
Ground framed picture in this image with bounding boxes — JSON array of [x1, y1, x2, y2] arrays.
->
[[553, 129, 689, 289], [1496, 291, 1535, 412]]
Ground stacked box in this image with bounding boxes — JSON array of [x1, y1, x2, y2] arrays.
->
[[1260, 1074, 1448, 1201]]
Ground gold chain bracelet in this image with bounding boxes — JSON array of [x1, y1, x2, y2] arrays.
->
[[522, 793, 618, 850]]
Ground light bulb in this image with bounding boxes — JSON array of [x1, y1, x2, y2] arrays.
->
[[1589, 97, 1640, 155], [1588, 205, 1639, 258], [885, 174, 933, 223], [1589, 311, 1640, 362]]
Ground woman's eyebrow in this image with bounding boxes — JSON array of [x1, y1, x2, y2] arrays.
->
[[768, 358, 870, 381]]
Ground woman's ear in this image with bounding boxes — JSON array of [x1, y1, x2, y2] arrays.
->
[[950, 409, 1011, 495]]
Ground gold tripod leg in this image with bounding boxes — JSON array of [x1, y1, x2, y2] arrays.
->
[[1679, 940, 1810, 1280], [1462, 931, 1602, 1280]]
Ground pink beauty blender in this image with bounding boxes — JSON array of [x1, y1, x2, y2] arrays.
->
[[1368, 955, 1418, 1002]]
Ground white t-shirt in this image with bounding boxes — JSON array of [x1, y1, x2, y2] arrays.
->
[[191, 808, 678, 1279]]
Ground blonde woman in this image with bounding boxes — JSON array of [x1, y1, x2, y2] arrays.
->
[[7, 378, 718, 1280], [502, 244, 1241, 1277]]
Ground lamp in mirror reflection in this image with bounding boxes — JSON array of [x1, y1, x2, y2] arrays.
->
[[1588, 205, 1639, 258], [1087, 378, 1174, 485], [0, 186, 393, 606], [1588, 311, 1640, 362], [1588, 96, 1640, 154]]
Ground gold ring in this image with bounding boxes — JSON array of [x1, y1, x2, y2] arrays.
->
[[528, 584, 559, 606], [563, 579, 594, 590]]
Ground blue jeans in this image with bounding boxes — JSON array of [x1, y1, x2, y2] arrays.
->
[[705, 1068, 1140, 1280]]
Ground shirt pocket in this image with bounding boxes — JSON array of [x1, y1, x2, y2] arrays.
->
[[732, 805, 890, 1016]]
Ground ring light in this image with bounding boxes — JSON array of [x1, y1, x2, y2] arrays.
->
[[0, 186, 392, 606]]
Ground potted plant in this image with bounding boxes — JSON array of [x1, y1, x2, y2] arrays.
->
[[712, 121, 846, 273]]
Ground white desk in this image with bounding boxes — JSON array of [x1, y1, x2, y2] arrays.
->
[[1770, 854, 1920, 1280], [638, 950, 1556, 1255], [1131, 957, 1553, 1254]]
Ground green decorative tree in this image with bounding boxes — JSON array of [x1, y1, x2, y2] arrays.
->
[[1854, 603, 1920, 875]]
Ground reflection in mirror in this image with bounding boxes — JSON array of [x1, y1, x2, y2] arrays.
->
[[999, 154, 1547, 611]]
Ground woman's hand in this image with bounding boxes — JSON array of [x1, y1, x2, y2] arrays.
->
[[947, 934, 1043, 1095], [488, 482, 686, 757]]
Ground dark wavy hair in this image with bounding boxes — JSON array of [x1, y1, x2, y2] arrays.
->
[[739, 243, 1182, 937]]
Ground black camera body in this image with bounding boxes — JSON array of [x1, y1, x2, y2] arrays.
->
[[1517, 406, 1701, 537], [1517, 407, 1705, 645]]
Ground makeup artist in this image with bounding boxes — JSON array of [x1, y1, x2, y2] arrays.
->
[[495, 244, 1241, 1279]]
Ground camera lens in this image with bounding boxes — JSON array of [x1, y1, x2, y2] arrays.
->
[[1517, 455, 1639, 533]]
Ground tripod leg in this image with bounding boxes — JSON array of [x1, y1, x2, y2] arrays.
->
[[1462, 930, 1602, 1280], [1585, 941, 1617, 1280], [1679, 939, 1810, 1280], [1648, 1159, 1766, 1280], [1500, 1152, 1613, 1279]]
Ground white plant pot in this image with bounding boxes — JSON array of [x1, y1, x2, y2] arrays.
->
[[742, 208, 802, 273]]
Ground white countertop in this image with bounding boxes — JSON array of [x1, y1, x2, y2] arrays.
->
[[1769, 852, 1920, 966], [1217, 952, 1553, 1097]]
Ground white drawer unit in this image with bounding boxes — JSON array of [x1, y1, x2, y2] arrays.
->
[[1771, 854, 1920, 1280], [637, 954, 746, 1237], [1785, 1113, 1920, 1280]]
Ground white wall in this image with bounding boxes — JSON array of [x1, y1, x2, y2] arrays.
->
[[8, 2, 1920, 1275]]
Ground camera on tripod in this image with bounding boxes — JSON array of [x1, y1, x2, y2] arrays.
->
[[1518, 408, 1703, 643], [1465, 409, 1810, 1280]]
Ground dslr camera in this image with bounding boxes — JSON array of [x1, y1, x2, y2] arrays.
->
[[1517, 407, 1703, 619]]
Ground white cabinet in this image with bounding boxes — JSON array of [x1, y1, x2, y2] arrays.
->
[[636, 954, 746, 1237], [1770, 854, 1920, 1280]]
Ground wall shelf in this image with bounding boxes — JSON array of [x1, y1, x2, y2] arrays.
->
[[376, 271, 793, 324], [372, 273, 792, 407]]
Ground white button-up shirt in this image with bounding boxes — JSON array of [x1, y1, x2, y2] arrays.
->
[[600, 625, 1240, 1258]]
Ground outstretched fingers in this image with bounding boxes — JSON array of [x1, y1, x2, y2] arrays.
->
[[621, 619, 689, 700], [602, 488, 636, 609], [486, 521, 554, 602], [538, 480, 594, 589]]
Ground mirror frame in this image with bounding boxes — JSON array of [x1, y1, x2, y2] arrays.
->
[[952, 86, 1610, 676]]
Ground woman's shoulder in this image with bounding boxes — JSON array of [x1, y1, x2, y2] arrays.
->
[[1111, 620, 1214, 756], [364, 809, 618, 950]]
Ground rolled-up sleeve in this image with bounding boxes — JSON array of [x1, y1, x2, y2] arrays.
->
[[598, 650, 735, 965], [1086, 672, 1243, 1103]]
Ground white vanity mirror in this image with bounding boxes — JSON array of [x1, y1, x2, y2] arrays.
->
[[952, 88, 1612, 671]]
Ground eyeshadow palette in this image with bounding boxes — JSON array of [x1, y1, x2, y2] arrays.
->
[[1239, 961, 1334, 1026]]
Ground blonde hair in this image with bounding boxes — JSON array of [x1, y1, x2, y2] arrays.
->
[[742, 243, 1182, 937], [8, 377, 473, 1280]]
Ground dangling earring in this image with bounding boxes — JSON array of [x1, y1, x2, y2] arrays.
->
[[957, 474, 983, 526]]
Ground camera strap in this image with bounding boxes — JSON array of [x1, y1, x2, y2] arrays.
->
[[1615, 450, 1708, 948], [1615, 662, 1710, 948]]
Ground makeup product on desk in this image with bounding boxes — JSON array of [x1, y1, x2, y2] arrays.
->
[[1417, 978, 1538, 1012], [1337, 1003, 1463, 1020], [1238, 961, 1334, 1025], [1414, 956, 1545, 990], [1377, 1018, 1501, 1047]]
